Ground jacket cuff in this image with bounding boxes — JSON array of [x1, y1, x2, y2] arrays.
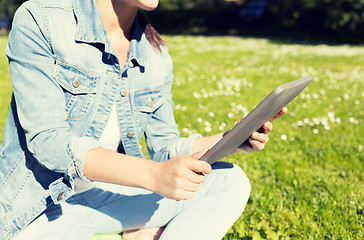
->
[[169, 133, 202, 158], [68, 136, 103, 181]]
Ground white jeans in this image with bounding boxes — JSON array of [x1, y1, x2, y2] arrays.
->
[[13, 162, 251, 240]]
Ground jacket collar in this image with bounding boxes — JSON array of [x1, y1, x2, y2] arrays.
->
[[73, 0, 145, 67]]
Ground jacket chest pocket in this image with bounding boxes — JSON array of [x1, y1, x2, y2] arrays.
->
[[134, 89, 165, 132], [54, 62, 98, 120]]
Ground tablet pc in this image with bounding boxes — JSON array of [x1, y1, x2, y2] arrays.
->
[[199, 76, 312, 164]]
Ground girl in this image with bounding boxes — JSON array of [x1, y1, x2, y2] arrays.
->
[[0, 0, 286, 239]]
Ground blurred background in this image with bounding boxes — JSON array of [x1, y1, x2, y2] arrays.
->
[[3, 0, 364, 44], [0, 1, 363, 240]]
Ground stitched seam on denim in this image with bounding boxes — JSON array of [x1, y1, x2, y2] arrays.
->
[[35, 1, 73, 11], [135, 97, 165, 113], [0, 153, 25, 190], [144, 129, 157, 154], [66, 95, 94, 120], [54, 57, 101, 78], [40, 6, 53, 53], [133, 85, 163, 95], [1, 203, 18, 232], [10, 159, 37, 204], [0, 134, 15, 158]]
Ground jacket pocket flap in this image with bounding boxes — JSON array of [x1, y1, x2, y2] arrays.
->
[[135, 92, 165, 113], [54, 62, 98, 94]]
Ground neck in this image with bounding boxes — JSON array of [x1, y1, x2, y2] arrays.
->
[[96, 0, 138, 40]]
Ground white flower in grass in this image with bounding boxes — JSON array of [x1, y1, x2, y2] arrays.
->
[[297, 120, 304, 126], [328, 112, 335, 118], [343, 93, 349, 100], [359, 145, 363, 152], [313, 129, 319, 134], [336, 97, 342, 102], [183, 128, 189, 133], [218, 122, 226, 131], [335, 118, 341, 124], [205, 126, 212, 132], [355, 100, 360, 105], [175, 104, 181, 110], [362, 92, 364, 97], [303, 118, 310, 124], [193, 92, 201, 99], [228, 112, 234, 118], [197, 117, 203, 123], [281, 134, 287, 141], [324, 125, 331, 130], [349, 117, 359, 124], [208, 112, 215, 117], [312, 118, 320, 125], [204, 121, 211, 127], [321, 117, 328, 126], [181, 106, 187, 111]]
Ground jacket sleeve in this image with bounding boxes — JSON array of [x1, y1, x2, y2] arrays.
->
[[5, 3, 101, 186], [145, 47, 201, 162]]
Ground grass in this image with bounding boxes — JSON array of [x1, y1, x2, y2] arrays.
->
[[1, 35, 363, 239]]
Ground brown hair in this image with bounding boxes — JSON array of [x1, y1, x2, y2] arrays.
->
[[138, 11, 165, 51]]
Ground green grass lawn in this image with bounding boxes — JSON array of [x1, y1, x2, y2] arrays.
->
[[1, 35, 363, 239]]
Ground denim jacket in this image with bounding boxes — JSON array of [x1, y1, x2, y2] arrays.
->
[[0, 0, 198, 239]]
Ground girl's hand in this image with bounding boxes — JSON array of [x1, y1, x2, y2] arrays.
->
[[150, 149, 211, 201], [237, 107, 287, 153]]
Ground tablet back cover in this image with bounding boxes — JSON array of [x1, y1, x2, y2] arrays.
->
[[199, 76, 312, 164]]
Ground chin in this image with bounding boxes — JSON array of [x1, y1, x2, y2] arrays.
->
[[138, 0, 159, 11]]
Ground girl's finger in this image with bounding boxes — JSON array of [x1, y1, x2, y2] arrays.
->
[[263, 122, 273, 134], [189, 171, 205, 184], [249, 139, 265, 151], [251, 132, 269, 143], [269, 107, 287, 122], [184, 181, 201, 192]]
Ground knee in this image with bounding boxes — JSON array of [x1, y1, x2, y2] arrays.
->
[[212, 162, 251, 203], [229, 164, 251, 199], [213, 162, 250, 191], [211, 162, 251, 219]]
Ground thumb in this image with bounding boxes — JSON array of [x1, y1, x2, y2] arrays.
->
[[190, 148, 209, 160]]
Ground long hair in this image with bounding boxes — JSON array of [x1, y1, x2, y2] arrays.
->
[[137, 11, 165, 51]]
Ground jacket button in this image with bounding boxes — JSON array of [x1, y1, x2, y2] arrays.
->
[[127, 131, 134, 138], [120, 89, 127, 97], [72, 77, 80, 88], [57, 192, 65, 201]]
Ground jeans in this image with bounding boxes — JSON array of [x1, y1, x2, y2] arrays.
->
[[13, 162, 251, 240]]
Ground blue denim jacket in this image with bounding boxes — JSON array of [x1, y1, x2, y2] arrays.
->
[[0, 0, 198, 239]]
